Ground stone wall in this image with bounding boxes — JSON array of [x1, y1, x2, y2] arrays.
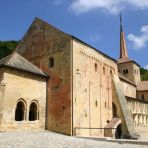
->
[[127, 98, 148, 128], [112, 76, 139, 139], [72, 38, 118, 137], [120, 79, 136, 98], [118, 62, 141, 85], [16, 18, 73, 135], [0, 68, 46, 131], [137, 91, 148, 102]]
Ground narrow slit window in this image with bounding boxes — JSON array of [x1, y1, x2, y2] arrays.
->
[[95, 63, 97, 71], [49, 57, 54, 68]]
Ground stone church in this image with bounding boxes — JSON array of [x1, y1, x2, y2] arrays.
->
[[0, 16, 147, 139]]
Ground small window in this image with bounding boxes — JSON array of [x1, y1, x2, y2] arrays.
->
[[49, 57, 54, 68], [62, 106, 65, 110], [85, 111, 87, 117], [126, 69, 128, 74], [29, 102, 39, 121], [105, 102, 107, 108], [123, 70, 126, 74], [95, 63, 97, 71], [123, 69, 128, 74], [15, 100, 26, 121], [95, 100, 98, 107], [103, 67, 105, 74], [110, 70, 113, 76]]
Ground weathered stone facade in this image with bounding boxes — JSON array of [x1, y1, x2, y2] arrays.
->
[[16, 18, 73, 135], [1, 16, 144, 139], [0, 54, 47, 131], [72, 38, 118, 137]]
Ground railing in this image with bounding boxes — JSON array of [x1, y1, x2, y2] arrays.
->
[[74, 127, 117, 137]]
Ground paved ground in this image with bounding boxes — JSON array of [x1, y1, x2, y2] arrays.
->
[[138, 127, 148, 141], [0, 131, 147, 148]]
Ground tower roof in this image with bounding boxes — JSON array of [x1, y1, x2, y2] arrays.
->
[[118, 14, 129, 61]]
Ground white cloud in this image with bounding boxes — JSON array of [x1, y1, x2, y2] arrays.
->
[[141, 26, 148, 33], [144, 64, 148, 70], [126, 0, 148, 9], [69, 0, 148, 15], [127, 25, 148, 49]]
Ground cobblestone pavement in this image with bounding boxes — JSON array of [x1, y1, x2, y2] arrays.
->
[[0, 131, 147, 148]]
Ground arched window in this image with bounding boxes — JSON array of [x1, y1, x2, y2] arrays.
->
[[126, 69, 128, 74], [103, 67, 105, 74], [15, 100, 26, 121], [105, 102, 107, 108], [123, 69, 128, 74], [112, 102, 117, 117], [95, 100, 98, 107], [95, 63, 97, 71], [110, 70, 113, 76], [29, 102, 39, 121], [49, 57, 54, 68]]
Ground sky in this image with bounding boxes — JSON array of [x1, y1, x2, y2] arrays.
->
[[0, 0, 148, 69]]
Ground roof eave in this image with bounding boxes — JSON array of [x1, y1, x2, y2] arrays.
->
[[71, 35, 117, 63]]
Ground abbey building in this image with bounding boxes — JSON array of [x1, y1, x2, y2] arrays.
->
[[0, 16, 147, 139]]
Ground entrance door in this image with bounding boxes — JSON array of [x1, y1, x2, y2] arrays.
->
[[115, 124, 122, 139]]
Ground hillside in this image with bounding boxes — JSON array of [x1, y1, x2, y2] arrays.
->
[[0, 41, 18, 59], [140, 68, 148, 81]]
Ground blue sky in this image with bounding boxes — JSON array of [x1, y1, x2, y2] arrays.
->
[[0, 0, 148, 69]]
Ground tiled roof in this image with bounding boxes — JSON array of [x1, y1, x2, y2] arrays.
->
[[0, 52, 47, 77], [105, 118, 121, 128], [137, 81, 148, 91]]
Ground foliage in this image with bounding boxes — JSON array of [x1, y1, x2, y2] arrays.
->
[[0, 41, 18, 59], [140, 68, 148, 81]]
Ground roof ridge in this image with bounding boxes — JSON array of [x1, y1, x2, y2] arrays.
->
[[32, 17, 116, 63], [0, 52, 48, 77]]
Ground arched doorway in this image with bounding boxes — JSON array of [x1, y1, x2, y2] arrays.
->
[[112, 102, 117, 117], [29, 102, 38, 121], [15, 100, 26, 121], [115, 124, 122, 139]]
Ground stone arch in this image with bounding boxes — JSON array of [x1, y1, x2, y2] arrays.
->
[[115, 123, 122, 139], [112, 102, 117, 117], [15, 99, 27, 121], [29, 100, 39, 121]]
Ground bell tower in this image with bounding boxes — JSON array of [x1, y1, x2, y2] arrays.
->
[[117, 14, 141, 85]]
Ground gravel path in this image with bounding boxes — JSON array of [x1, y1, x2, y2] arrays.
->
[[0, 131, 147, 148]]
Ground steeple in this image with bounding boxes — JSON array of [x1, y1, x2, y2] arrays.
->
[[119, 13, 128, 60]]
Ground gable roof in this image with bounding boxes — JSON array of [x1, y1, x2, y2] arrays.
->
[[0, 52, 47, 77], [23, 17, 117, 63], [137, 81, 148, 91]]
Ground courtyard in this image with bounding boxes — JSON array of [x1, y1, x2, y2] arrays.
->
[[0, 131, 147, 148]]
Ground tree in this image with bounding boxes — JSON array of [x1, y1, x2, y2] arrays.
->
[[0, 41, 18, 59], [140, 68, 148, 81]]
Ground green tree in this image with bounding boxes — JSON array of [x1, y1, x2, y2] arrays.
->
[[0, 41, 18, 59], [140, 68, 148, 81]]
